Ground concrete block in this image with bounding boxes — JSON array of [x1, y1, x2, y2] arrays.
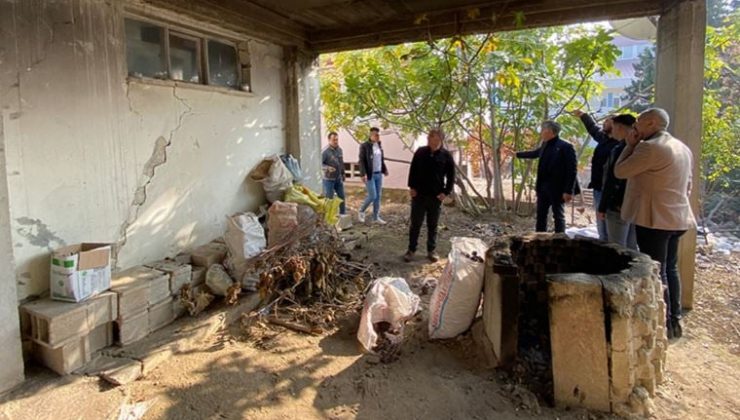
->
[[32, 334, 91, 375], [89, 323, 113, 353], [21, 298, 90, 347], [111, 266, 157, 318], [145, 260, 192, 295], [149, 297, 175, 332], [116, 311, 149, 346], [482, 257, 519, 365], [148, 274, 171, 306], [191, 242, 228, 267], [548, 273, 610, 412], [174, 253, 192, 265], [191, 266, 206, 286], [86, 291, 118, 329], [100, 359, 143, 386], [173, 297, 188, 319]]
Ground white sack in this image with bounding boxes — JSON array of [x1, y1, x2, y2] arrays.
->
[[224, 212, 266, 284], [249, 155, 294, 202], [428, 237, 487, 339], [357, 277, 420, 352]]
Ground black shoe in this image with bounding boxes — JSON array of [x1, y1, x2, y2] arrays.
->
[[671, 318, 683, 338], [427, 252, 439, 263], [667, 323, 675, 340], [403, 251, 414, 262]]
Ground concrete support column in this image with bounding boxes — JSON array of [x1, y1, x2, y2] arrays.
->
[[654, 0, 706, 310], [283, 46, 322, 192], [0, 0, 26, 393]]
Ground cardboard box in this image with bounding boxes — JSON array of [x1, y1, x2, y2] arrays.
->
[[50, 243, 112, 302]]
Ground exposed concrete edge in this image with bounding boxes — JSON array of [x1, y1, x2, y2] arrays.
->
[[89, 293, 262, 382]]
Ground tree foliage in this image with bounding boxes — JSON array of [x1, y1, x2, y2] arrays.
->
[[320, 25, 619, 211], [622, 46, 655, 113]]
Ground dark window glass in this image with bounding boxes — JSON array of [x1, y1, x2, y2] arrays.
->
[[208, 40, 239, 88], [169, 34, 200, 83], [125, 19, 166, 79]]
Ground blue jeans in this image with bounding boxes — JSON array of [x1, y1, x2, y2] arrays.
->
[[605, 210, 637, 250], [322, 178, 346, 214], [360, 172, 383, 220], [593, 190, 608, 241]]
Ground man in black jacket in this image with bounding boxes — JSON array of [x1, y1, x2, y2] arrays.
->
[[516, 121, 577, 233], [357, 127, 389, 224], [571, 110, 619, 241], [404, 128, 455, 262]]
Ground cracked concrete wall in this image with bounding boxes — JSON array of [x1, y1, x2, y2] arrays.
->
[[0, 0, 293, 303]]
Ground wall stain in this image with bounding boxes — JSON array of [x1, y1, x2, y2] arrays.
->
[[15, 217, 66, 250]]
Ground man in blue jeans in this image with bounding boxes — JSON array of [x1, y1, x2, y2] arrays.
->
[[571, 110, 618, 241], [357, 127, 388, 224], [321, 131, 346, 215]]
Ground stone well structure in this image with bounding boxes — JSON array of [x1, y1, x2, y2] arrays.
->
[[480, 233, 667, 417]]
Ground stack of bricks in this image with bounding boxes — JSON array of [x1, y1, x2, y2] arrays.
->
[[482, 233, 665, 416], [19, 292, 117, 374], [111, 266, 169, 345]]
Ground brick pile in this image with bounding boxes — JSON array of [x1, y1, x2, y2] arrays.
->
[[20, 240, 227, 375], [482, 233, 665, 416]]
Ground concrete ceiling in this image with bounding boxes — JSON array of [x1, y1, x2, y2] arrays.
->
[[147, 0, 669, 52]]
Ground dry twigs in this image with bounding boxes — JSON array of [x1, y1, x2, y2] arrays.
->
[[241, 220, 373, 340]]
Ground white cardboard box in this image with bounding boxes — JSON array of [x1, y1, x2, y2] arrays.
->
[[50, 243, 112, 302]]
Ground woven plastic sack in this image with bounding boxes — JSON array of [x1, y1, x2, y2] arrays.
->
[[248, 155, 293, 202], [428, 237, 487, 339], [357, 277, 420, 352]]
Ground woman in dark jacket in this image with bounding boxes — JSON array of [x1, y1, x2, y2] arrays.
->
[[598, 114, 638, 249], [357, 127, 388, 224]]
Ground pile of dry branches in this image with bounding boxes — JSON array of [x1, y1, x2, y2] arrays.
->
[[242, 219, 373, 340]]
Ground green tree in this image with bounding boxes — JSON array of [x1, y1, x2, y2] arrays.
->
[[702, 9, 740, 225], [622, 46, 655, 113]]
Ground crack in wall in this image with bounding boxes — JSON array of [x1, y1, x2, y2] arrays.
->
[[14, 217, 67, 251], [112, 86, 193, 268]]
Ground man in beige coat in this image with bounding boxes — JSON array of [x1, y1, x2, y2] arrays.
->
[[614, 108, 696, 339]]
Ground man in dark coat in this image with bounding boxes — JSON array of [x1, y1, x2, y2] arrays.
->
[[571, 110, 619, 241], [516, 121, 578, 233], [404, 128, 455, 262]]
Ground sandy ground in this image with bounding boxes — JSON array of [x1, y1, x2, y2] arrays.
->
[[1, 191, 738, 420]]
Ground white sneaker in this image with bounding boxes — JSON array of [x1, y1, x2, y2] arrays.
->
[[374, 217, 387, 225], [357, 210, 366, 223]]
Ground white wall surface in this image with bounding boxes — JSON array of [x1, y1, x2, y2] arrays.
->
[[1, 0, 294, 300]]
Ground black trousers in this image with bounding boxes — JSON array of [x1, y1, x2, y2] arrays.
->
[[536, 193, 565, 233], [408, 195, 443, 253], [635, 226, 686, 323]]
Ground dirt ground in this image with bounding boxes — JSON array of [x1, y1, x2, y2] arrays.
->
[[1, 191, 738, 420]]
